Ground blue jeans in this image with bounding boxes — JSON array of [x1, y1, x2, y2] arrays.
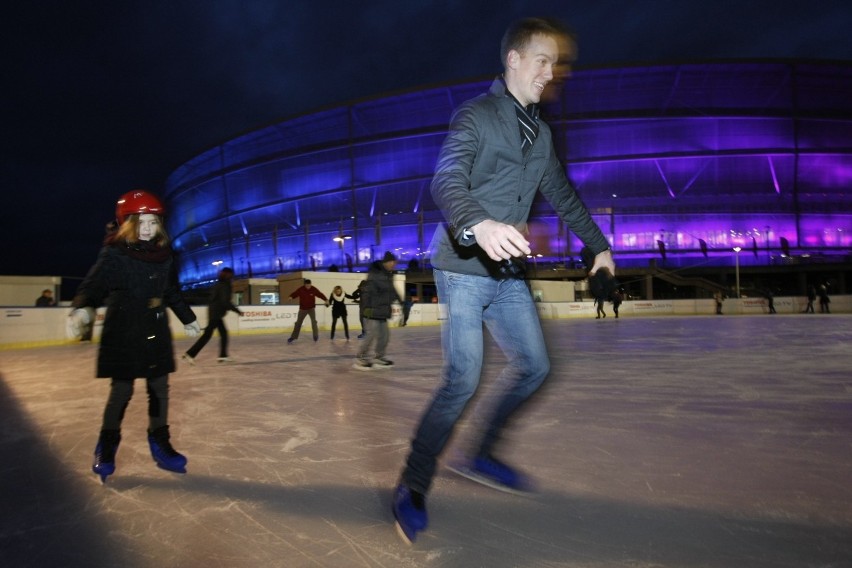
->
[[401, 269, 550, 493]]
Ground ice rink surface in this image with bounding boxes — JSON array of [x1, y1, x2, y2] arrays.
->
[[2, 315, 851, 567]]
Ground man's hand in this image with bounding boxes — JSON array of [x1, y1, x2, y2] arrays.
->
[[589, 249, 615, 277], [471, 220, 531, 262]]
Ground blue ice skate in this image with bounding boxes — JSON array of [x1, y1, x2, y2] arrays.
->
[[392, 484, 428, 544], [92, 429, 121, 483], [148, 425, 188, 474], [446, 455, 533, 495]]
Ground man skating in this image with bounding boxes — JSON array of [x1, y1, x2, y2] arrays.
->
[[392, 17, 615, 543]]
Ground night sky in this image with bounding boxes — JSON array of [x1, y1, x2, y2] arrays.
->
[[3, 0, 851, 291]]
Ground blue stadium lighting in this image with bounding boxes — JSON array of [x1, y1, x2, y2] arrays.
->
[[165, 61, 852, 287]]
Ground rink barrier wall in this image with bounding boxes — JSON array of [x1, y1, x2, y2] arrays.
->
[[2, 296, 849, 350]]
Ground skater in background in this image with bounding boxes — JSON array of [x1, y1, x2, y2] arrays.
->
[[329, 284, 353, 340], [35, 289, 56, 307], [67, 190, 200, 483], [401, 296, 415, 327], [351, 279, 368, 338], [183, 267, 243, 364], [611, 288, 623, 318], [585, 245, 616, 321], [392, 18, 615, 543], [286, 279, 328, 343], [764, 289, 776, 314], [804, 285, 816, 313], [354, 251, 401, 370], [818, 284, 831, 313], [594, 290, 607, 319]]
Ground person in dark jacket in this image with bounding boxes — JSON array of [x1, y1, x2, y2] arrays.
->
[[35, 289, 56, 306], [392, 18, 616, 543], [287, 279, 328, 343], [350, 279, 368, 338], [329, 285, 354, 340], [818, 284, 831, 313], [183, 267, 242, 364], [586, 246, 617, 320], [764, 289, 777, 314], [354, 251, 401, 370], [804, 285, 816, 313], [594, 291, 607, 319], [611, 288, 624, 319], [68, 190, 200, 483]]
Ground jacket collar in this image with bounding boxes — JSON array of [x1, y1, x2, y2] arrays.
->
[[490, 76, 539, 116]]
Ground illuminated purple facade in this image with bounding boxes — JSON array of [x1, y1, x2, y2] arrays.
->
[[164, 61, 852, 287]]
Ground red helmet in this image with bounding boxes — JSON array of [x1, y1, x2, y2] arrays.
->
[[115, 190, 164, 223]]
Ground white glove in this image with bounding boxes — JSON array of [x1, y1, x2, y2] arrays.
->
[[66, 308, 93, 339], [184, 321, 201, 338]]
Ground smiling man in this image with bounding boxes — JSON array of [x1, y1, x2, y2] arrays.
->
[[392, 18, 616, 544]]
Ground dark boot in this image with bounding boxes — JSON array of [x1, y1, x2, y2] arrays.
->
[[148, 425, 188, 473], [93, 429, 121, 483]]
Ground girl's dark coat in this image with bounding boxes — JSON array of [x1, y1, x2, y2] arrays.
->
[[73, 240, 196, 378]]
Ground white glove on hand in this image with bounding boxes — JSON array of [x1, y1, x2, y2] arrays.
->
[[66, 308, 93, 339], [184, 321, 201, 338]]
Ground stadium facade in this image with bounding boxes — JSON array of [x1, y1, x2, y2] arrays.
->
[[164, 60, 852, 294]]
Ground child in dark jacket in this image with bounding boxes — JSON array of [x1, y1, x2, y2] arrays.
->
[[68, 190, 200, 483]]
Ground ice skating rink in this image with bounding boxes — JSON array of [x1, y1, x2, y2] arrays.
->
[[2, 315, 851, 567]]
